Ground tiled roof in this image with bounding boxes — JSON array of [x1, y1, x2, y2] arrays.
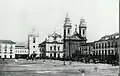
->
[[0, 40, 16, 44]]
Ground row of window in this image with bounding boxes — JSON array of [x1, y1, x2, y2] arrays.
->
[[94, 42, 117, 49], [50, 46, 60, 51], [0, 49, 12, 52], [16, 50, 27, 53], [0, 55, 13, 58], [0, 44, 13, 49], [49, 53, 60, 58], [80, 49, 116, 56], [94, 50, 115, 55], [79, 47, 91, 51], [0, 52, 13, 54]]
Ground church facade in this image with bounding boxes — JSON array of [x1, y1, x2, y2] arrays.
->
[[63, 14, 87, 59], [39, 32, 63, 59]]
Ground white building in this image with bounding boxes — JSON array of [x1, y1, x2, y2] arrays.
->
[[0, 40, 16, 58], [94, 33, 119, 56], [28, 29, 40, 56], [15, 42, 28, 59], [39, 32, 63, 59], [93, 33, 119, 63]]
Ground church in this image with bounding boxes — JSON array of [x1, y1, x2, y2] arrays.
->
[[63, 14, 87, 59]]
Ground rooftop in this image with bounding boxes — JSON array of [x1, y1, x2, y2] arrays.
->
[[0, 40, 16, 44], [15, 42, 28, 49], [81, 42, 94, 46]]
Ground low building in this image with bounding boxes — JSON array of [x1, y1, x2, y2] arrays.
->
[[39, 32, 63, 59], [0, 40, 16, 59], [15, 42, 28, 59], [79, 42, 94, 56], [93, 33, 119, 63]]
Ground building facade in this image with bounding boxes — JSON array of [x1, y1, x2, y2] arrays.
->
[[28, 29, 40, 57], [93, 33, 119, 63], [15, 42, 28, 59], [79, 42, 94, 57], [63, 14, 87, 59], [39, 32, 63, 59], [0, 40, 16, 58]]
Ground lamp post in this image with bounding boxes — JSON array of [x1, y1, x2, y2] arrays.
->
[[63, 26, 66, 66], [69, 37, 72, 65]]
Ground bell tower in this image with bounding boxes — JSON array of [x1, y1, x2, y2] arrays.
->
[[28, 28, 40, 56], [79, 17, 87, 38], [64, 13, 72, 39]]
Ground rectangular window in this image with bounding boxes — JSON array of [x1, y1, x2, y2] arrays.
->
[[111, 42, 113, 48], [102, 43, 104, 48], [108, 42, 110, 48], [50, 46, 52, 50], [115, 42, 117, 48], [10, 55, 12, 58], [10, 45, 12, 49], [50, 53, 52, 57], [99, 50, 101, 55], [4, 55, 6, 58], [83, 29, 85, 35], [58, 47, 60, 51], [112, 50, 114, 55], [54, 46, 56, 50], [105, 50, 107, 55], [68, 28, 70, 34], [96, 44, 98, 49], [5, 44, 7, 49], [108, 50, 110, 55], [96, 51, 98, 55], [102, 50, 104, 55], [89, 47, 91, 51], [5, 50, 7, 53], [99, 44, 101, 49], [10, 52, 12, 54], [105, 43, 107, 48], [33, 37, 36, 43]]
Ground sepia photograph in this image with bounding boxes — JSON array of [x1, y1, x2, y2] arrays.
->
[[0, 0, 119, 76]]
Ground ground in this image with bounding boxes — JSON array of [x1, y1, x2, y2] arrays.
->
[[0, 59, 119, 76]]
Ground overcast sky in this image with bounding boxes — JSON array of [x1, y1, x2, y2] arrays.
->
[[0, 0, 119, 43]]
